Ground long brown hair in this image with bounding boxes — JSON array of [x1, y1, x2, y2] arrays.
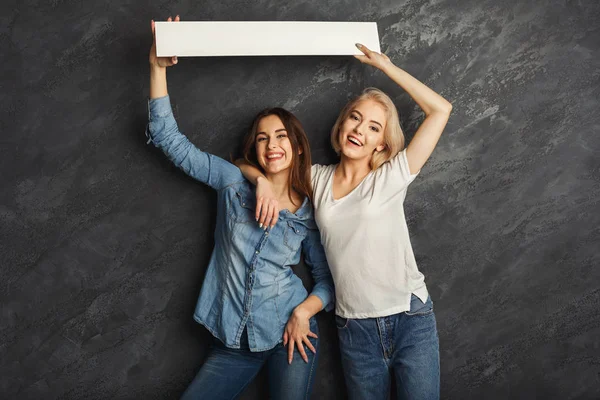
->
[[241, 108, 313, 205]]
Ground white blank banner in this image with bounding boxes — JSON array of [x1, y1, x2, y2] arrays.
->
[[155, 21, 381, 57]]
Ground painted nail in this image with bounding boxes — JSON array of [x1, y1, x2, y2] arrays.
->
[[259, 223, 263, 228]]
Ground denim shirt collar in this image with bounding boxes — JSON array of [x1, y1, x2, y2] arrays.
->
[[283, 196, 313, 221]]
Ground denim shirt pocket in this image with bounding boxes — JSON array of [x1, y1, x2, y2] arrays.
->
[[231, 189, 256, 223], [284, 220, 308, 251]]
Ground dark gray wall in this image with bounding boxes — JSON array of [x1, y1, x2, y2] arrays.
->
[[1, 0, 599, 399]]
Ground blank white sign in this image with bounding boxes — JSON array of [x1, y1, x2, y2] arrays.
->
[[155, 21, 381, 57]]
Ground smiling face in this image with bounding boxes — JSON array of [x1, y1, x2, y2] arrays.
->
[[330, 88, 405, 171], [337, 99, 387, 162], [254, 114, 296, 176], [242, 107, 313, 202]]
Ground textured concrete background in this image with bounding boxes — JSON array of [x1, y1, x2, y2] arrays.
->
[[1, 0, 599, 399]]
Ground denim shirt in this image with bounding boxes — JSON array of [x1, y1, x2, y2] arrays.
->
[[145, 95, 334, 352]]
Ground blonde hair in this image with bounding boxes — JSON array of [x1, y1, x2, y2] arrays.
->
[[330, 87, 405, 170]]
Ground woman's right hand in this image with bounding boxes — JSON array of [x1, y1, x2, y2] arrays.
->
[[354, 43, 393, 72], [149, 16, 180, 68], [256, 177, 280, 229]]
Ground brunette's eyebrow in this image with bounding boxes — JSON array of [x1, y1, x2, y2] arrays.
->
[[257, 128, 287, 135], [351, 109, 383, 127]]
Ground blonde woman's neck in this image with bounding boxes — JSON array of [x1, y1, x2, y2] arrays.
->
[[337, 155, 372, 184]]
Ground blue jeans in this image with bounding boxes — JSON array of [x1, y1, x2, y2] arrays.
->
[[180, 319, 319, 400], [336, 295, 440, 400]]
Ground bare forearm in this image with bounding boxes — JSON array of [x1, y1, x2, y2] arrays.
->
[[354, 44, 452, 173], [236, 159, 267, 185], [293, 295, 324, 319], [150, 65, 168, 99], [384, 63, 452, 173], [381, 63, 452, 116]]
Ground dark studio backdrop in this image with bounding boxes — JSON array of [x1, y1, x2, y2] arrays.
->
[[1, 0, 599, 399]]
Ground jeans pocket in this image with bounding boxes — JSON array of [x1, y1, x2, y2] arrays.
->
[[335, 315, 349, 329], [405, 294, 434, 316]]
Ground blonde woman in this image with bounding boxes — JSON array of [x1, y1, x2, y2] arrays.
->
[[238, 44, 452, 399]]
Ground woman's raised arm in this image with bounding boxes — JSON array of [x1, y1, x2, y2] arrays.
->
[[146, 16, 243, 190], [355, 43, 452, 175]]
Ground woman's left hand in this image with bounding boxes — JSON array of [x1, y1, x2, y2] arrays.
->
[[283, 307, 318, 364], [354, 43, 393, 71]]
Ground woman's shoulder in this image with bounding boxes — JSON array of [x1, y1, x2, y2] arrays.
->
[[219, 175, 253, 194], [376, 148, 419, 181], [311, 162, 337, 179]]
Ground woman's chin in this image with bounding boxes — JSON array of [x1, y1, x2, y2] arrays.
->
[[341, 148, 365, 159], [263, 165, 291, 176]]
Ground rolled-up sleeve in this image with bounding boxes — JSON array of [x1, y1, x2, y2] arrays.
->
[[302, 227, 335, 312], [145, 95, 243, 190]]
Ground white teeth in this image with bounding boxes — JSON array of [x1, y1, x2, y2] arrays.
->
[[348, 137, 362, 146], [267, 154, 283, 159]]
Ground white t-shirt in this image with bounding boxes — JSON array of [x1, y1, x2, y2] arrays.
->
[[311, 149, 429, 318]]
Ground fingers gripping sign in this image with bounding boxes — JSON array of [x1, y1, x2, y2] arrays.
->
[[149, 15, 180, 68], [353, 43, 392, 70]]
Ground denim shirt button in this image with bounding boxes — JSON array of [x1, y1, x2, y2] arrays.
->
[[255, 250, 259, 254]]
